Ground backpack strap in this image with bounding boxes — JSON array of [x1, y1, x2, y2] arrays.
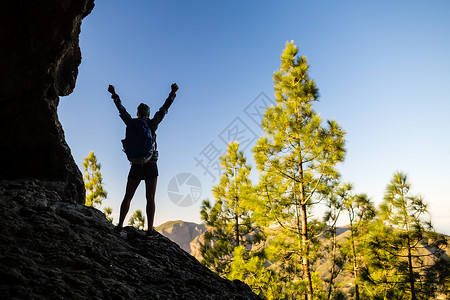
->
[[141, 119, 154, 139], [140, 118, 150, 129]]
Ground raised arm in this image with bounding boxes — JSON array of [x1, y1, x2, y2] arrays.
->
[[108, 84, 132, 124], [151, 83, 178, 128]]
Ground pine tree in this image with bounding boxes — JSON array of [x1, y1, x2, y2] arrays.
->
[[340, 188, 375, 300], [228, 246, 281, 299], [253, 41, 346, 300], [363, 171, 448, 299], [322, 183, 350, 299], [103, 206, 113, 223], [129, 209, 145, 230], [83, 151, 107, 208], [200, 141, 260, 275]]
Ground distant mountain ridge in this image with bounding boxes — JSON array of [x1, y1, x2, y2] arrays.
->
[[156, 220, 206, 254], [156, 220, 353, 258], [155, 221, 352, 260], [156, 221, 450, 281]]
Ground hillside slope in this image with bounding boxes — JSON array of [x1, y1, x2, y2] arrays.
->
[[0, 181, 260, 299]]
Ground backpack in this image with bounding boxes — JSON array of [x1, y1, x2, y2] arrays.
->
[[121, 118, 155, 165]]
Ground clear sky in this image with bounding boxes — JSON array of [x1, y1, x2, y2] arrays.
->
[[59, 0, 450, 233]]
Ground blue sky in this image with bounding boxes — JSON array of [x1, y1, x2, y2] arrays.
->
[[59, 0, 450, 233]]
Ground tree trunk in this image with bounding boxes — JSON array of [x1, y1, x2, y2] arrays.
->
[[349, 219, 360, 300], [407, 238, 416, 300], [233, 167, 240, 247], [298, 153, 312, 300], [235, 212, 240, 246], [326, 228, 337, 300], [301, 202, 313, 300]]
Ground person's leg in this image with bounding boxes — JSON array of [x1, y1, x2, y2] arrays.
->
[[117, 179, 141, 228], [145, 176, 158, 233]]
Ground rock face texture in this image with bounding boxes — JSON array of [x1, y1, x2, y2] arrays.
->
[[0, 1, 95, 203], [0, 181, 260, 299]]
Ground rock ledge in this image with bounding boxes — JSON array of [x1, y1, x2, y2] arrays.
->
[[0, 181, 260, 299]]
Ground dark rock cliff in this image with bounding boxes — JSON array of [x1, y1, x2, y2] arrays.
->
[[0, 1, 94, 203], [0, 181, 259, 299]]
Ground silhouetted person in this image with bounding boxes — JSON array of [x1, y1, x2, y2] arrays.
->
[[108, 83, 178, 236]]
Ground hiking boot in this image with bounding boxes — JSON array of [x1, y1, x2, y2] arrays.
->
[[146, 229, 158, 237]]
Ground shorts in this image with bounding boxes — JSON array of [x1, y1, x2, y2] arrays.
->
[[128, 161, 158, 180]]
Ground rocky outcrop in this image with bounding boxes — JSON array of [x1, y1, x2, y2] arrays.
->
[[190, 232, 207, 261], [0, 0, 95, 203], [0, 181, 260, 299]]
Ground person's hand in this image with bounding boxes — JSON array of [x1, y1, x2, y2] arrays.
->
[[108, 85, 116, 95], [171, 83, 178, 93]]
